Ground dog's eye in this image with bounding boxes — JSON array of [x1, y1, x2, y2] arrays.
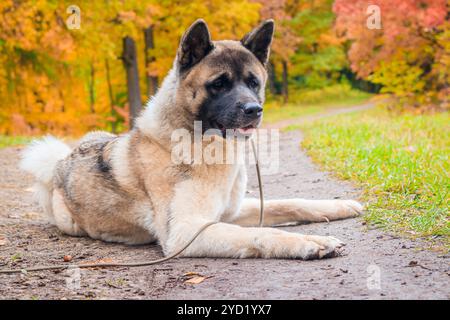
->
[[211, 78, 225, 90], [248, 77, 259, 89]]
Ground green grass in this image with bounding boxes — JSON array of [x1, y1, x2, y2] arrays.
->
[[0, 135, 34, 148], [264, 84, 371, 123], [296, 107, 449, 249]]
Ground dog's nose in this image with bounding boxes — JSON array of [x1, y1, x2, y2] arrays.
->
[[242, 102, 263, 118]]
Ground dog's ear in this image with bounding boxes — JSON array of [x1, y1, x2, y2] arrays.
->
[[241, 19, 274, 66], [177, 19, 213, 72]]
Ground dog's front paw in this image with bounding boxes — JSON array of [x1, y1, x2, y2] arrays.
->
[[337, 200, 364, 218], [293, 235, 346, 260]]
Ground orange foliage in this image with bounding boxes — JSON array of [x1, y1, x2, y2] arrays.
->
[[0, 0, 262, 136]]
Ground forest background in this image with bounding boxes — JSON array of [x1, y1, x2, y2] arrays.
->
[[0, 0, 447, 135]]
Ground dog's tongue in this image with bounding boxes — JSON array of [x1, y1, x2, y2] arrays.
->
[[237, 127, 255, 135]]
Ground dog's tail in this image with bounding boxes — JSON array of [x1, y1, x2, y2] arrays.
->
[[20, 136, 72, 224]]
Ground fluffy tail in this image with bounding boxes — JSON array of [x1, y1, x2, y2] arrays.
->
[[20, 136, 72, 223]]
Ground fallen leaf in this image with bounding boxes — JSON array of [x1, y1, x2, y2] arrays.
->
[[23, 211, 40, 219], [184, 275, 206, 285], [183, 271, 200, 277]]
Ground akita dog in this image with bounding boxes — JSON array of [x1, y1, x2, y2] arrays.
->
[[21, 19, 362, 260]]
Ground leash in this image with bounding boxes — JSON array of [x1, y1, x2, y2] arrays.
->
[[0, 138, 264, 274], [250, 138, 264, 227], [0, 222, 217, 274]]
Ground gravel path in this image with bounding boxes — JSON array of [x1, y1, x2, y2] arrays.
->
[[0, 113, 448, 299]]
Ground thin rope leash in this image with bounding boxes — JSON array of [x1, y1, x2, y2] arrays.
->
[[0, 138, 264, 275], [250, 138, 264, 227], [0, 222, 216, 274]]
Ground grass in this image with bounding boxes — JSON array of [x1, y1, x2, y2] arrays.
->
[[264, 84, 371, 123], [0, 135, 34, 148], [295, 107, 449, 249], [10, 253, 22, 262]]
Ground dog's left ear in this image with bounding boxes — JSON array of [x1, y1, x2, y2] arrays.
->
[[177, 19, 214, 72], [241, 19, 275, 66]]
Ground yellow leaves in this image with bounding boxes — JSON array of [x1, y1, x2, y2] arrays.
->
[[319, 32, 343, 47], [145, 4, 164, 18], [0, 1, 72, 60], [183, 272, 212, 285], [117, 11, 137, 23], [41, 28, 76, 60], [0, 0, 281, 136], [184, 276, 207, 284]]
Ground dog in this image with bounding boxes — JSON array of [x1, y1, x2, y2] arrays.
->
[[20, 19, 363, 260]]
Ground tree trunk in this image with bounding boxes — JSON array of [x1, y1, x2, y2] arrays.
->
[[144, 26, 158, 98], [267, 60, 277, 96], [105, 59, 117, 133], [89, 61, 95, 113], [281, 60, 289, 103], [122, 36, 142, 129]]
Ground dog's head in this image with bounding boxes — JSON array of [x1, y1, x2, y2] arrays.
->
[[174, 19, 274, 137]]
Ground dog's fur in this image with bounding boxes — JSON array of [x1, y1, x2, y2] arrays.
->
[[21, 20, 363, 260]]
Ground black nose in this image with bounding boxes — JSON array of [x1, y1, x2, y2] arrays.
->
[[242, 102, 263, 118]]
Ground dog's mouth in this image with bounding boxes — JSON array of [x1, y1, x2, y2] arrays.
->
[[214, 121, 258, 137]]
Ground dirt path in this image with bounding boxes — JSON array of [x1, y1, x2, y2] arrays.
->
[[264, 101, 376, 129], [0, 109, 449, 299]]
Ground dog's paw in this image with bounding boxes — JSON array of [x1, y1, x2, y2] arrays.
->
[[295, 235, 346, 260], [296, 199, 364, 222], [337, 200, 364, 218]]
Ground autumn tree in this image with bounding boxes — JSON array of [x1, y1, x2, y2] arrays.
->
[[255, 0, 301, 102], [0, 1, 153, 134], [0, 0, 77, 134], [290, 0, 347, 89], [0, 0, 263, 135], [333, 0, 449, 110]]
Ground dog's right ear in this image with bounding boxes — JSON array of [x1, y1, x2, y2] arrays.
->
[[177, 19, 213, 72]]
